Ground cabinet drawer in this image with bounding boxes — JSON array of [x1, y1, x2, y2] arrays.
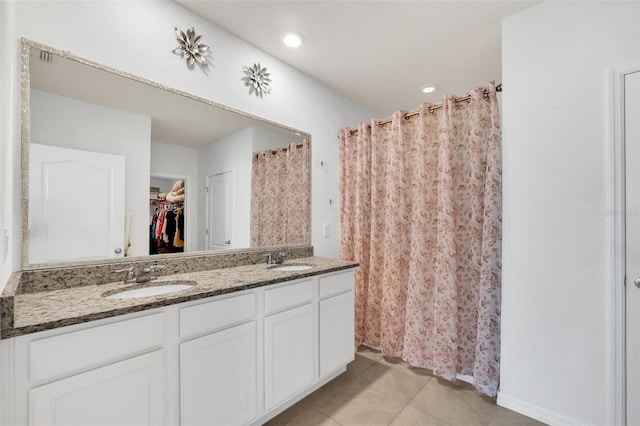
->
[[264, 279, 314, 315], [180, 292, 256, 339], [318, 270, 355, 298], [29, 313, 164, 384]]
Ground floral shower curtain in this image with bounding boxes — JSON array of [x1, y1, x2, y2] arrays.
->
[[339, 84, 501, 396], [251, 140, 310, 246]]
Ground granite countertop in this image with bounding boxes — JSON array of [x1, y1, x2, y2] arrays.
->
[[2, 256, 358, 339]]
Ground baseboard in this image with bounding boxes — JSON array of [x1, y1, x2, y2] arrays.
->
[[252, 367, 346, 426], [497, 392, 585, 426]]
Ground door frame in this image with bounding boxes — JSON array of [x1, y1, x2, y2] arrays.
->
[[150, 172, 190, 252], [608, 60, 640, 426]]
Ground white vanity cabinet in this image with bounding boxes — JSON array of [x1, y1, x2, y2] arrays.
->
[[30, 350, 166, 426], [263, 279, 315, 410], [179, 293, 258, 426], [1, 268, 356, 426], [319, 272, 356, 378], [8, 313, 167, 426]]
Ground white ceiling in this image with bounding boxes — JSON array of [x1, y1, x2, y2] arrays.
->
[[175, 0, 539, 116]]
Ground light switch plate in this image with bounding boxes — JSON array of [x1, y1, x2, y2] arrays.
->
[[3, 229, 8, 262]]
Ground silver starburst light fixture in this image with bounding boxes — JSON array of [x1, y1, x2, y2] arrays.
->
[[242, 62, 272, 98], [172, 27, 209, 69]]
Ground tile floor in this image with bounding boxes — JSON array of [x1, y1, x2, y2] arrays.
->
[[266, 347, 546, 426]]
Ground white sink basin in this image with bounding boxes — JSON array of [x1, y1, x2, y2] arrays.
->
[[269, 264, 313, 272], [104, 281, 195, 300]]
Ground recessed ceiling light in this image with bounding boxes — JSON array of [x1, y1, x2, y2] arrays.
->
[[282, 32, 304, 48], [421, 85, 437, 94]]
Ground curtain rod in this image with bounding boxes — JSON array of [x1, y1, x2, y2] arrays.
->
[[254, 142, 305, 159], [348, 83, 502, 136]]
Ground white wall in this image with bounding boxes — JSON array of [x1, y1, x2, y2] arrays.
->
[[30, 90, 151, 257], [0, 4, 16, 422], [252, 125, 304, 153], [500, 2, 640, 425], [150, 141, 198, 252], [0, 0, 17, 287], [198, 127, 252, 250], [0, 0, 377, 283]]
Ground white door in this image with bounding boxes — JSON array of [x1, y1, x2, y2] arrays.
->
[[264, 303, 315, 410], [30, 350, 165, 426], [28, 144, 125, 264], [206, 171, 233, 250], [180, 321, 257, 426], [626, 69, 640, 425]]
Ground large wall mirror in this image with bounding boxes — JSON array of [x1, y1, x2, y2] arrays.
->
[[21, 39, 311, 269]]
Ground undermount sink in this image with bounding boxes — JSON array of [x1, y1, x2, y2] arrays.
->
[[269, 264, 313, 272], [104, 280, 196, 300]]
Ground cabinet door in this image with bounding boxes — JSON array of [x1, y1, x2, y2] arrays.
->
[[28, 143, 125, 263], [180, 321, 257, 426], [29, 350, 165, 426], [264, 303, 314, 410], [319, 291, 355, 377]]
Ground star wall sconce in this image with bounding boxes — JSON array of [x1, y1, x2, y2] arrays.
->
[[242, 62, 272, 98], [172, 27, 210, 70]]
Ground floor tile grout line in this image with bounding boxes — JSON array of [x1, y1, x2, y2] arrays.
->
[[270, 352, 545, 426], [402, 376, 459, 426], [388, 374, 466, 426], [380, 363, 434, 426], [324, 410, 344, 426]]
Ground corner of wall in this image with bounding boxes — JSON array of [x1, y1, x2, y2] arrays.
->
[[0, 0, 19, 292]]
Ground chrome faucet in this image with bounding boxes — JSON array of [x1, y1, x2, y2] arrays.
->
[[114, 267, 136, 284], [139, 265, 164, 282], [264, 252, 286, 265], [114, 265, 164, 284], [147, 265, 164, 281]]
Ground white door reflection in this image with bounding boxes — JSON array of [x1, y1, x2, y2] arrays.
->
[[207, 171, 233, 250], [29, 143, 125, 264]]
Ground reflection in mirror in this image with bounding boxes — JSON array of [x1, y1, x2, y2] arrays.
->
[[22, 40, 311, 268], [150, 176, 186, 255], [250, 140, 310, 247]]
